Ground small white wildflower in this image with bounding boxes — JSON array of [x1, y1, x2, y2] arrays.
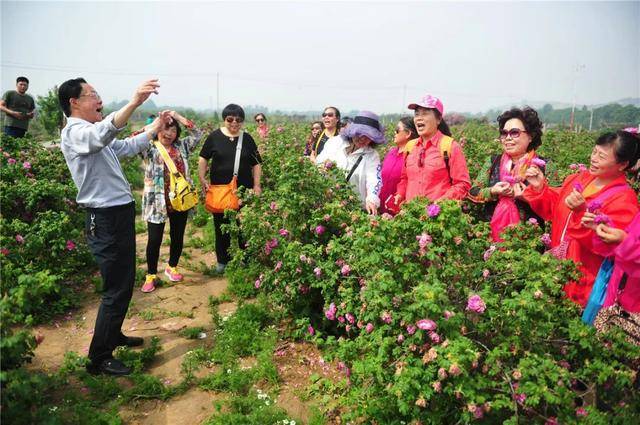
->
[[226, 369, 232, 374]]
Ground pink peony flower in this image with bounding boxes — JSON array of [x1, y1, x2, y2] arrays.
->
[[514, 393, 526, 404], [276, 126, 284, 133], [545, 417, 558, 425], [0, 248, 9, 256], [313, 267, 322, 277], [325, 303, 337, 321], [323, 214, 331, 222], [575, 407, 588, 417], [7, 158, 16, 165], [483, 245, 496, 261], [324, 161, 334, 170], [569, 163, 578, 170], [65, 240, 76, 251], [365, 322, 374, 333], [482, 269, 490, 278], [254, 279, 262, 289], [397, 334, 405, 343], [527, 217, 538, 226], [406, 324, 417, 335], [540, 233, 552, 247], [534, 290, 543, 299], [314, 225, 326, 235], [467, 294, 486, 314], [416, 232, 432, 250], [426, 203, 441, 217], [429, 331, 441, 344], [15, 234, 24, 244], [270, 201, 278, 211], [443, 310, 455, 319], [381, 311, 392, 324], [299, 285, 310, 294], [278, 228, 289, 237], [437, 367, 448, 380], [22, 161, 31, 170], [299, 254, 307, 262], [307, 325, 315, 336], [274, 261, 283, 271], [532, 157, 546, 167], [341, 264, 351, 276], [345, 313, 355, 324], [416, 319, 437, 331], [337, 315, 345, 323], [449, 363, 462, 376], [432, 381, 442, 393]]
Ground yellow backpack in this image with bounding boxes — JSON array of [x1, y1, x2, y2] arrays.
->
[[405, 135, 454, 180], [154, 142, 199, 212]]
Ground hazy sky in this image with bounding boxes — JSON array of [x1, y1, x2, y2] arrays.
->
[[2, 1, 638, 114]]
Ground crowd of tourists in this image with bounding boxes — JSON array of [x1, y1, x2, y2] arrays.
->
[[3, 75, 634, 376]]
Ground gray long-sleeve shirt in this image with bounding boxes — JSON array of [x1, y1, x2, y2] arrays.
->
[[61, 112, 151, 208]]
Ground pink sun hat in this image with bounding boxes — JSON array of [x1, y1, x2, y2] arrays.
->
[[408, 94, 444, 116]]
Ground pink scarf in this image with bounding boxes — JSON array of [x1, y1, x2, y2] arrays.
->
[[490, 152, 536, 241]]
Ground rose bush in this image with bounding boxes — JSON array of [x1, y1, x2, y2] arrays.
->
[[227, 123, 640, 423]]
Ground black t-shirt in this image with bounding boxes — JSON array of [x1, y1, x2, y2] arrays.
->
[[199, 129, 262, 188]]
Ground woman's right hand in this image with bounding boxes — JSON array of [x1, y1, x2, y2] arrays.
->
[[490, 182, 513, 197], [595, 224, 627, 244], [524, 166, 545, 190]]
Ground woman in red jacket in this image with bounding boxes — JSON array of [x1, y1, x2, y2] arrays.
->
[[520, 130, 640, 306]]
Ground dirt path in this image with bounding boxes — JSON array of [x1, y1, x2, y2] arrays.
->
[[29, 218, 329, 424]]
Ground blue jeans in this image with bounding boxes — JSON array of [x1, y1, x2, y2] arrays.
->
[[3, 126, 27, 138]]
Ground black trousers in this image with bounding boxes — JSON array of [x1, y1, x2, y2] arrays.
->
[[146, 210, 189, 274], [85, 202, 136, 364], [212, 213, 244, 265]]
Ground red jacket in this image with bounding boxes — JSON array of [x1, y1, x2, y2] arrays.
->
[[523, 171, 639, 306]]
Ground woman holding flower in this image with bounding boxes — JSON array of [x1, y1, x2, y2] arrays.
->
[[469, 107, 550, 241], [521, 129, 640, 306]]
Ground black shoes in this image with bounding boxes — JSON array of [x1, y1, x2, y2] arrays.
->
[[86, 358, 132, 376], [119, 335, 144, 347]]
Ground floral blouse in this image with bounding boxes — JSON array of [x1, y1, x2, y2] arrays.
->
[[141, 125, 204, 223]]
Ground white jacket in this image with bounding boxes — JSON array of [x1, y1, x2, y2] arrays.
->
[[315, 136, 382, 208]]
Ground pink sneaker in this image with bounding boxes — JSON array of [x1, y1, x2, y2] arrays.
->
[[141, 274, 156, 293], [164, 266, 183, 282]]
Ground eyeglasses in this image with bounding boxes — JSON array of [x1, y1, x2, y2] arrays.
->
[[255, 118, 265, 123], [79, 91, 101, 100], [225, 117, 244, 123], [322, 112, 335, 118], [499, 128, 527, 139]]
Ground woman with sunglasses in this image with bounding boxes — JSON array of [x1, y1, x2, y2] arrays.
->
[[254, 113, 269, 140], [198, 104, 263, 274], [469, 107, 550, 241], [520, 129, 640, 307], [311, 106, 341, 159], [394, 94, 471, 205], [379, 117, 418, 214], [141, 111, 204, 292], [315, 111, 385, 215], [304, 121, 324, 156]]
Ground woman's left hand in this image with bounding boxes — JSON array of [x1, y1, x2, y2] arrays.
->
[[595, 224, 627, 244], [581, 212, 597, 230], [564, 189, 585, 211], [365, 201, 378, 215]]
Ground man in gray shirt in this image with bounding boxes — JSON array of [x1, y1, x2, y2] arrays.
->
[[59, 77, 169, 375], [1, 76, 36, 138]]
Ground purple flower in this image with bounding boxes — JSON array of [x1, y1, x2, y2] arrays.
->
[[406, 324, 417, 335], [7, 158, 16, 165], [65, 240, 76, 251], [594, 213, 612, 225], [278, 228, 289, 237], [264, 238, 278, 255], [514, 393, 527, 404], [527, 217, 538, 226], [416, 319, 437, 331], [15, 234, 24, 244], [325, 303, 337, 321], [540, 233, 552, 247], [337, 315, 345, 323], [308, 325, 315, 335], [345, 313, 355, 324], [314, 225, 326, 235], [313, 267, 322, 277], [573, 182, 584, 192], [341, 264, 351, 276], [426, 203, 441, 217], [22, 161, 31, 170], [254, 274, 263, 289], [381, 311, 392, 324], [532, 157, 546, 167], [365, 323, 374, 333], [429, 331, 441, 344], [587, 200, 603, 213], [504, 175, 518, 185], [467, 294, 486, 314], [324, 161, 335, 170], [483, 245, 497, 261]]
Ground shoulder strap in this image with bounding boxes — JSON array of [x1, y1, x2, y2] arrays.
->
[[346, 154, 364, 182], [154, 142, 178, 174], [233, 131, 244, 177], [440, 135, 454, 183]]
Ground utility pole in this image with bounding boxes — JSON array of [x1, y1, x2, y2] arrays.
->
[[589, 107, 594, 131], [569, 64, 585, 131], [216, 72, 220, 112]]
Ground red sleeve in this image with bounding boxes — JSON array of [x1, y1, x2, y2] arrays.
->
[[568, 189, 639, 255], [522, 173, 579, 221], [396, 157, 408, 200], [443, 141, 471, 200]]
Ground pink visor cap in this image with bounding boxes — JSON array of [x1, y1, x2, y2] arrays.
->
[[408, 94, 444, 116]]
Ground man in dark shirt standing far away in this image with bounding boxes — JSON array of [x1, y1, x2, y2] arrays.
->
[[58, 77, 170, 375], [1, 76, 36, 138]]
